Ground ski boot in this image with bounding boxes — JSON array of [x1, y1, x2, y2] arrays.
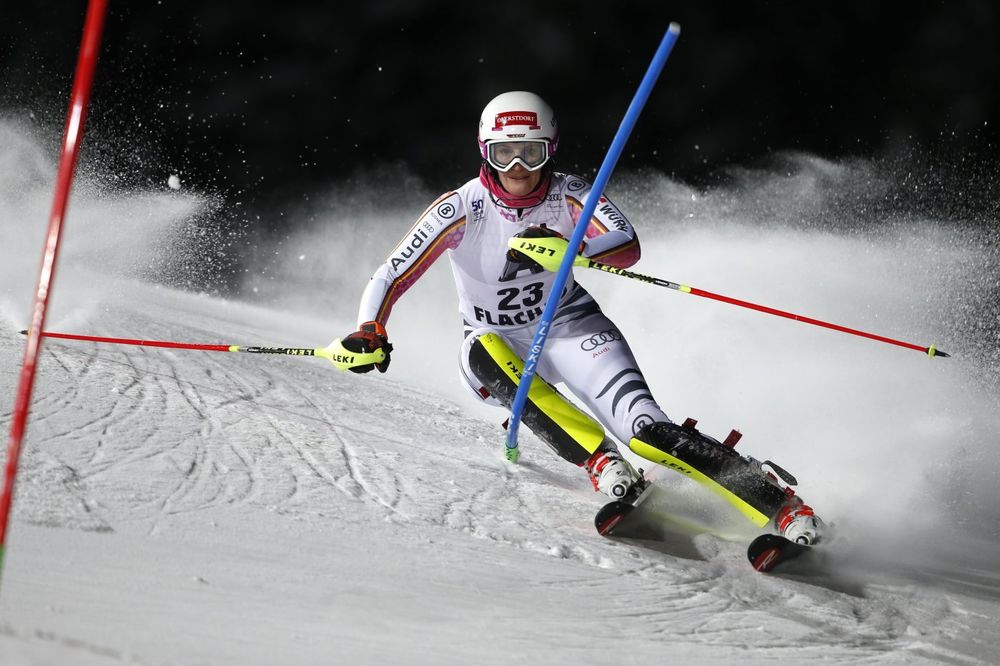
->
[[584, 448, 636, 499], [749, 498, 829, 572], [775, 497, 826, 545]]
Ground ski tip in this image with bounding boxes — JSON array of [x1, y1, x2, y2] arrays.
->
[[18, 329, 28, 336], [594, 500, 634, 536], [747, 533, 815, 574], [596, 513, 625, 536], [752, 547, 782, 573]]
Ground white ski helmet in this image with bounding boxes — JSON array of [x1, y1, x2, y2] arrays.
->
[[478, 91, 559, 172]]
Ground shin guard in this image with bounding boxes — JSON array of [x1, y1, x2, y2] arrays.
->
[[468, 332, 604, 465], [629, 422, 788, 527]]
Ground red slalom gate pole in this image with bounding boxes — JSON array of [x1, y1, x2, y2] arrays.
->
[[1, 0, 110, 579]]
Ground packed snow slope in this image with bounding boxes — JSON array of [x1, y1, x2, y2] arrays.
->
[[2, 118, 1000, 664]]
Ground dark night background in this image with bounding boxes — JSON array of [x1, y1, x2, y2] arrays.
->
[[2, 1, 999, 225]]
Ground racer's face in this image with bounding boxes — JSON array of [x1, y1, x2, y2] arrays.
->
[[497, 162, 543, 196]]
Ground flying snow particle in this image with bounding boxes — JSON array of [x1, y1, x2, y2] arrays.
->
[[168, 175, 181, 190]]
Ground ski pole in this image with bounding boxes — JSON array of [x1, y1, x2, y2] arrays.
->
[[507, 237, 950, 358], [18, 330, 387, 371], [504, 22, 683, 462]]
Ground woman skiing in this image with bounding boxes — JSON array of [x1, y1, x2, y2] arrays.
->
[[341, 91, 825, 546]]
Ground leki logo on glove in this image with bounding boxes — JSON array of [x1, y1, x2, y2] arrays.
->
[[493, 111, 540, 131]]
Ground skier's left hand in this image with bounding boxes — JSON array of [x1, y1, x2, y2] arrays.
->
[[505, 224, 563, 263], [506, 225, 580, 273], [341, 321, 393, 373]]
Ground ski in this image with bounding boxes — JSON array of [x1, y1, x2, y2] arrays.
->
[[747, 533, 815, 573], [594, 476, 654, 536], [594, 418, 830, 574]]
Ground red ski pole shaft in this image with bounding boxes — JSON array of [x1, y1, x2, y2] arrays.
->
[[686, 285, 947, 357], [21, 329, 233, 352], [17, 329, 388, 371], [584, 260, 950, 358]]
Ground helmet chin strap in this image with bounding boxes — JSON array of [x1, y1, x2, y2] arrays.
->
[[479, 163, 552, 210]]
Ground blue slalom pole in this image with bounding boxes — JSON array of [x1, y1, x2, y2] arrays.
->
[[504, 23, 681, 462]]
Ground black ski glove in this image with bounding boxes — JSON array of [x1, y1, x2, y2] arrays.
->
[[341, 321, 393, 373]]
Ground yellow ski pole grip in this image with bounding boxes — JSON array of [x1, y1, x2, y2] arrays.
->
[[506, 236, 590, 272], [316, 339, 387, 372]]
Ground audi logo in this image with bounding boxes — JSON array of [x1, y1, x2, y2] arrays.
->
[[580, 329, 622, 351]]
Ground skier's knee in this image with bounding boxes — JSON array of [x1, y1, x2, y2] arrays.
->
[[459, 327, 504, 406], [464, 329, 605, 465]]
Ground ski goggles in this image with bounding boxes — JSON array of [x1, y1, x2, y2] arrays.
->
[[486, 140, 551, 172]]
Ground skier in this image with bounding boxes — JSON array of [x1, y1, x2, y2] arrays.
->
[[340, 91, 825, 546]]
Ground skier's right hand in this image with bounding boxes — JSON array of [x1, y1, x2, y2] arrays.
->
[[341, 321, 393, 373]]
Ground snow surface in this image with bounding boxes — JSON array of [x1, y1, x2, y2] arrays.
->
[[2, 119, 1000, 664]]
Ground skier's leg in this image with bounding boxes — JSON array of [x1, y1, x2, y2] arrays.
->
[[460, 327, 636, 498], [540, 305, 825, 542], [628, 422, 787, 525], [461, 326, 603, 464], [495, 304, 669, 498], [537, 308, 671, 445], [629, 422, 826, 544]]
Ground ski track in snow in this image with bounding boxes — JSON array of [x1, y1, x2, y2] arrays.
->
[[1, 284, 998, 665]]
